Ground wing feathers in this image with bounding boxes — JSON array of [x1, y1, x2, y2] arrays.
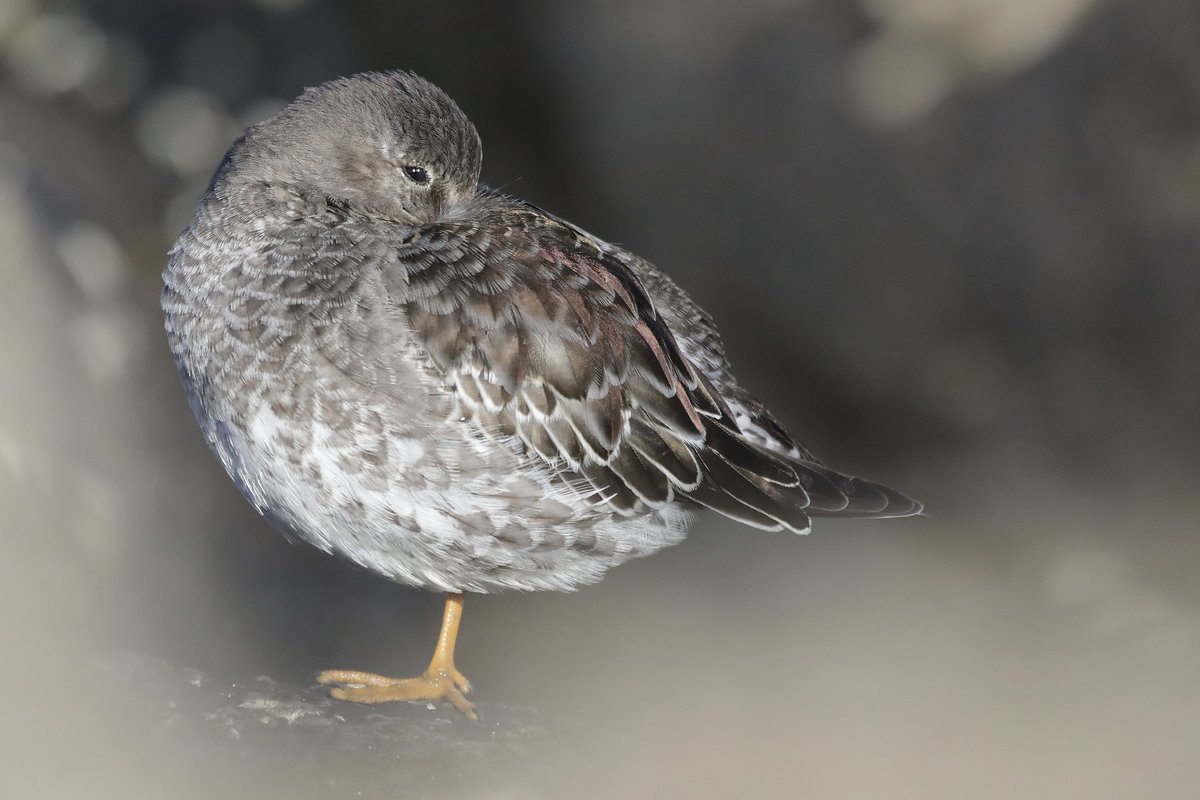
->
[[401, 197, 921, 533], [627, 418, 702, 490], [694, 448, 813, 533]]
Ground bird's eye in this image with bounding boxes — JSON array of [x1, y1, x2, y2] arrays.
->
[[402, 165, 430, 185]]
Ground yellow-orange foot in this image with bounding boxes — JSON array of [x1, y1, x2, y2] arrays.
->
[[316, 667, 476, 720]]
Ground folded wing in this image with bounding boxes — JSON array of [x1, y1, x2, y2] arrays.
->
[[399, 198, 921, 533]]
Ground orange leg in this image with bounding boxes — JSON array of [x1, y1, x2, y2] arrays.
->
[[316, 592, 475, 720]]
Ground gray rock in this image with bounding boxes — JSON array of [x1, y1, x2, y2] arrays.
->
[[89, 652, 559, 799]]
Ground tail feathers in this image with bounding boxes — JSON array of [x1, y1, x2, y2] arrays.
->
[[684, 434, 923, 531], [804, 465, 924, 518]]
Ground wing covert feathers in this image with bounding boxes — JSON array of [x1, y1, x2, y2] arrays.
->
[[401, 194, 922, 532]]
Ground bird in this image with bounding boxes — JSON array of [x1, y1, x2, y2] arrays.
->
[[162, 71, 922, 720]]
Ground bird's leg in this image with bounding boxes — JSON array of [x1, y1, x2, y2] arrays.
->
[[316, 592, 476, 720]]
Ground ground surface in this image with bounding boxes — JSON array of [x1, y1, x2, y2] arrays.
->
[[86, 653, 557, 799]]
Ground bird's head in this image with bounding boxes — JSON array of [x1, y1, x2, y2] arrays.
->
[[222, 71, 482, 224]]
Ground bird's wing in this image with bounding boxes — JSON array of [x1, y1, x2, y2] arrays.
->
[[398, 203, 920, 530], [508, 198, 819, 466], [607, 245, 824, 463], [600, 245, 921, 519]]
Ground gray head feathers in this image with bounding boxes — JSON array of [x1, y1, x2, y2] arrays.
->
[[214, 71, 482, 223]]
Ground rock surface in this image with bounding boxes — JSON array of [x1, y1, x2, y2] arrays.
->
[[88, 652, 559, 799]]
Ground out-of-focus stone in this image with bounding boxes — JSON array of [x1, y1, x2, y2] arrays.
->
[[88, 652, 559, 799]]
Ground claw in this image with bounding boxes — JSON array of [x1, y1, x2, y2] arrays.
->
[[318, 669, 477, 719], [317, 593, 477, 720]]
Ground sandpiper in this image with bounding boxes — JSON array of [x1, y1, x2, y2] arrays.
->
[[162, 71, 921, 719]]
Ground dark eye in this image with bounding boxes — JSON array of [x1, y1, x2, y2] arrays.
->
[[402, 165, 430, 185]]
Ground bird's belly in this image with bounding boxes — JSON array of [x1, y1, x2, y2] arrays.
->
[[220, 399, 693, 593]]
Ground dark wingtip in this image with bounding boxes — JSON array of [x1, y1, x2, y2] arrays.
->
[[861, 481, 924, 519], [803, 468, 924, 520]]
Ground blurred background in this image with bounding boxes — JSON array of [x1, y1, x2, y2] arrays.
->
[[2, 0, 1199, 797]]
